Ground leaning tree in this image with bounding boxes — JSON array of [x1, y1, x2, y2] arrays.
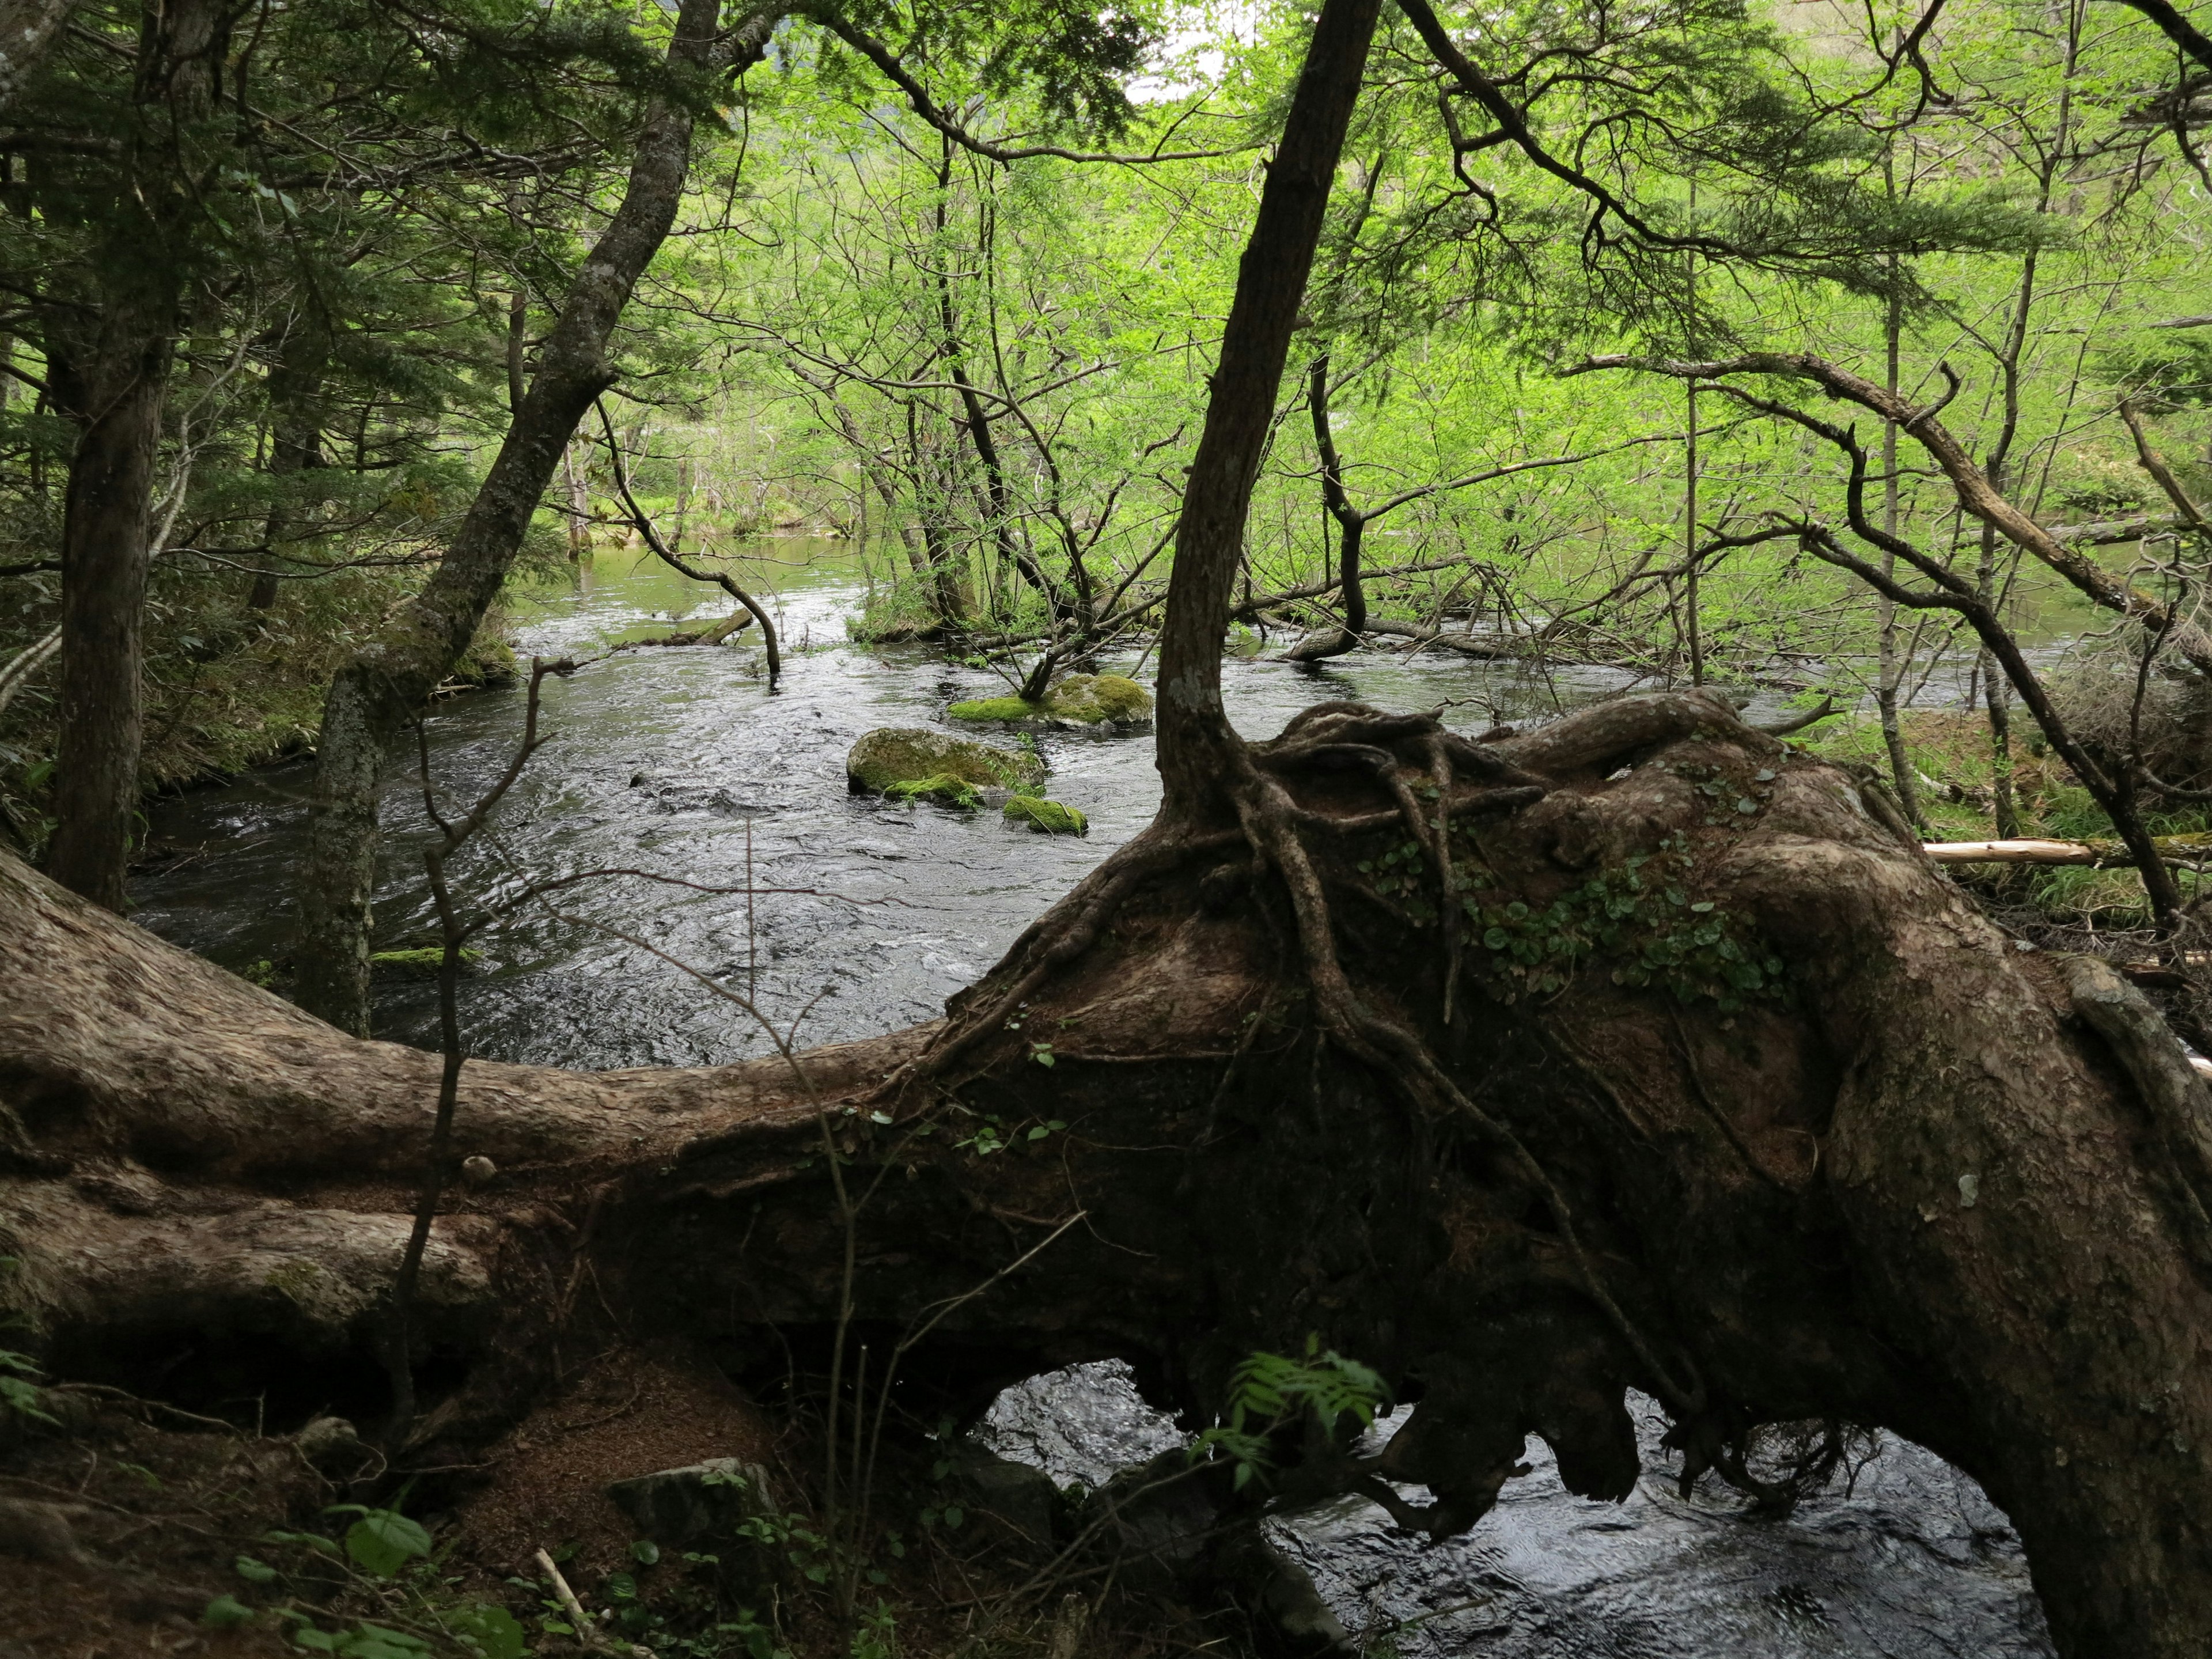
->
[[6, 0, 2212, 1654]]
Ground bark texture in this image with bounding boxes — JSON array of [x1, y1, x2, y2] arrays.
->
[[38, 0, 227, 911], [1153, 0, 1382, 816], [294, 0, 778, 1034], [5, 691, 2212, 1655], [0, 0, 77, 112]]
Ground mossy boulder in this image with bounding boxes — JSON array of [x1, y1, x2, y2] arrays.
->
[[369, 947, 484, 977], [1048, 673, 1152, 723], [947, 673, 1154, 730], [1003, 797, 1088, 835], [846, 728, 1045, 796], [884, 774, 983, 810]]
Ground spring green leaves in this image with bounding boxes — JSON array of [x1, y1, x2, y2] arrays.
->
[[327, 1505, 435, 1578], [209, 1501, 524, 1659], [0, 1347, 56, 1426], [1466, 839, 1786, 1010], [1192, 1337, 1389, 1490]]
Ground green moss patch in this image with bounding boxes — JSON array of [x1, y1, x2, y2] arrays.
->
[[846, 728, 1046, 794], [884, 774, 983, 810], [947, 696, 1039, 722], [369, 947, 483, 976], [1003, 796, 1088, 835], [946, 674, 1154, 729], [1045, 673, 1152, 724]]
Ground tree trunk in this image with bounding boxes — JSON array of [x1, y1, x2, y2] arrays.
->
[[294, 0, 775, 1034], [5, 687, 2212, 1654], [0, 0, 78, 112], [1154, 0, 1384, 819], [42, 327, 167, 912], [38, 0, 228, 911], [1281, 353, 1366, 664]]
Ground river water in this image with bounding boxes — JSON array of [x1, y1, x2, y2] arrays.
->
[[130, 546, 2053, 1656]]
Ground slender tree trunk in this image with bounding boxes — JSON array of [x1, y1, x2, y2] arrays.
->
[[38, 0, 226, 911], [561, 440, 593, 561], [294, 0, 775, 1033], [43, 331, 168, 911], [1311, 355, 1366, 635], [251, 317, 332, 614], [1877, 275, 1921, 827], [1154, 0, 1385, 816]]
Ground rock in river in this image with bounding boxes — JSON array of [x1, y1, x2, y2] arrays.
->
[[846, 728, 1046, 796]]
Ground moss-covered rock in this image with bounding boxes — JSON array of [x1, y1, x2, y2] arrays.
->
[[884, 774, 983, 810], [1003, 796, 1088, 835], [946, 674, 1154, 730], [1047, 673, 1152, 724], [369, 947, 484, 977], [846, 728, 1045, 795], [945, 695, 1037, 722]]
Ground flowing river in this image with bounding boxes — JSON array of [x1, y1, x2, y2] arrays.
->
[[130, 544, 2054, 1658]]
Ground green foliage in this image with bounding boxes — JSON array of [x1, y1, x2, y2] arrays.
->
[[1464, 837, 1787, 1010], [0, 1347, 56, 1426], [202, 1596, 257, 1628], [883, 774, 983, 810], [327, 1505, 435, 1578], [1002, 796, 1088, 835], [946, 696, 1039, 722], [247, 1506, 524, 1659], [1193, 1336, 1388, 1491]]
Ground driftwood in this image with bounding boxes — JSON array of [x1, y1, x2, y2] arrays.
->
[[1923, 834, 2212, 866]]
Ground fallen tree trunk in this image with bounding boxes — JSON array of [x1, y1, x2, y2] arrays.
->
[[1926, 833, 2212, 866], [4, 690, 2212, 1653]]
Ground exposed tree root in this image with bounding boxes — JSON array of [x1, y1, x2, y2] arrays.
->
[[7, 691, 2212, 1654]]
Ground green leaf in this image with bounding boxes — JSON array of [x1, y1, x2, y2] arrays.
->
[[342, 1509, 433, 1578], [265, 1528, 342, 1556], [234, 1554, 279, 1584], [202, 1595, 256, 1629], [0, 1373, 57, 1425], [445, 1604, 527, 1659], [631, 1538, 661, 1565]]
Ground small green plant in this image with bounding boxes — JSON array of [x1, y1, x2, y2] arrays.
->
[[238, 1503, 522, 1659], [1461, 837, 1786, 1010], [1192, 1336, 1388, 1490], [882, 774, 982, 810], [0, 1347, 57, 1426], [326, 1504, 435, 1578]]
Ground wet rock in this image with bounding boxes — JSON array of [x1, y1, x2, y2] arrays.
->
[[944, 1441, 1063, 1544], [1217, 1528, 1355, 1655], [0, 1498, 85, 1562], [296, 1415, 375, 1477], [1075, 1449, 1225, 1594], [606, 1457, 776, 1550], [1003, 797, 1088, 835], [846, 728, 1045, 796], [972, 1360, 1188, 1489], [947, 674, 1154, 733]]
